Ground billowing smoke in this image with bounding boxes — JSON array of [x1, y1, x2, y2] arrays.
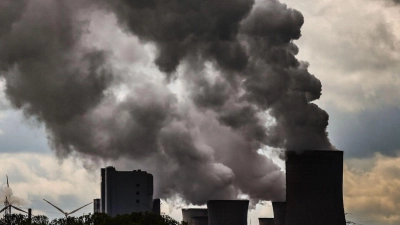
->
[[0, 0, 333, 205]]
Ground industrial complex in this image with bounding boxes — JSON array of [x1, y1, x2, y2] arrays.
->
[[93, 150, 346, 225]]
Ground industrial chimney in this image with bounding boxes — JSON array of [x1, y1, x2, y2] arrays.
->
[[284, 150, 346, 225], [152, 199, 161, 215], [192, 216, 208, 225], [259, 218, 274, 225], [272, 202, 286, 225], [182, 209, 208, 225], [207, 200, 249, 225]]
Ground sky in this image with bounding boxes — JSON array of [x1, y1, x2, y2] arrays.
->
[[0, 0, 400, 224]]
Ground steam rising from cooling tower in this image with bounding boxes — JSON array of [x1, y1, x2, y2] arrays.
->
[[0, 0, 333, 205]]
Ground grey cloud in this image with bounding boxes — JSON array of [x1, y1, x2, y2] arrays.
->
[[0, 0, 112, 124], [282, 0, 400, 112], [99, 0, 254, 74], [328, 107, 400, 158], [0, 111, 49, 154], [0, 0, 26, 37]]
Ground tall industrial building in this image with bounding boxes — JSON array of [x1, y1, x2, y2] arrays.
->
[[101, 167, 154, 216], [284, 150, 346, 225]]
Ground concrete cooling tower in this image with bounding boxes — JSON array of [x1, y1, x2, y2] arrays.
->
[[259, 218, 274, 225], [207, 200, 249, 225], [284, 150, 346, 225], [192, 216, 208, 225], [272, 202, 286, 225], [182, 209, 208, 225]]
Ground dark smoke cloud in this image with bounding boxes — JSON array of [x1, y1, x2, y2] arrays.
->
[[100, 0, 254, 75], [0, 0, 112, 124], [0, 0, 333, 205]]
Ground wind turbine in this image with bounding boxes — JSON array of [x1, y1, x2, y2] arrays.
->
[[0, 175, 28, 217], [43, 199, 92, 219]]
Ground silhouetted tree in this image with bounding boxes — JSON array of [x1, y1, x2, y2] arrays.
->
[[0, 212, 183, 225]]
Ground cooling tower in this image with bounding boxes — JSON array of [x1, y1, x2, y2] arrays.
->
[[182, 209, 208, 225], [259, 218, 274, 225], [272, 202, 286, 225], [207, 200, 249, 225], [284, 150, 346, 225], [192, 217, 208, 225]]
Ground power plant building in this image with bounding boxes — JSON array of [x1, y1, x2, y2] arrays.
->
[[101, 167, 154, 216], [97, 150, 346, 223], [284, 150, 346, 225], [207, 200, 249, 225]]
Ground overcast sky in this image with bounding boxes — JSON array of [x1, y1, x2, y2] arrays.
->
[[0, 0, 400, 224]]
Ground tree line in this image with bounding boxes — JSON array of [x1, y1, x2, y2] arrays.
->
[[0, 212, 187, 225]]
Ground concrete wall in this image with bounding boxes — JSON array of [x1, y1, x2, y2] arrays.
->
[[192, 216, 208, 225], [259, 218, 274, 225], [207, 200, 249, 225], [182, 209, 208, 225]]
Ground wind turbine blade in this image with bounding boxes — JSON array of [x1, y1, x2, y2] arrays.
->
[[6, 175, 9, 187], [0, 206, 8, 213], [11, 205, 27, 214], [68, 202, 92, 215], [43, 199, 66, 214]]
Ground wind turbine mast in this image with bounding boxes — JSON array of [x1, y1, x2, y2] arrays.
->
[[0, 175, 28, 218], [4, 175, 10, 217], [43, 199, 92, 219]]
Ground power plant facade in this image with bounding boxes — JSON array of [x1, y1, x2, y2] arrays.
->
[[284, 150, 346, 225], [100, 167, 154, 216], [207, 200, 249, 225], [95, 150, 346, 224]]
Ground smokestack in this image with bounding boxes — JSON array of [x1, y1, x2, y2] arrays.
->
[[207, 200, 249, 225], [272, 202, 286, 225], [258, 218, 273, 225], [182, 209, 208, 225], [284, 150, 346, 225], [28, 208, 32, 225], [192, 217, 208, 225], [152, 199, 161, 215], [93, 199, 101, 213]]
